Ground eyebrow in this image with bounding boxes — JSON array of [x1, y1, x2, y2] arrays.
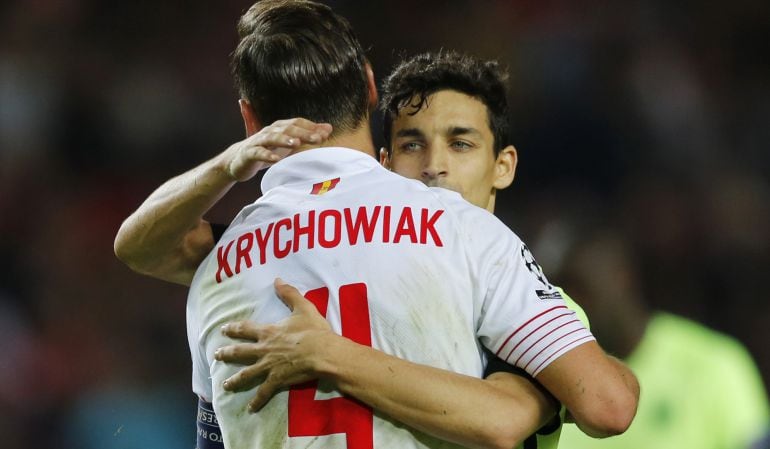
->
[[447, 126, 482, 137], [395, 126, 483, 139], [395, 128, 425, 139]]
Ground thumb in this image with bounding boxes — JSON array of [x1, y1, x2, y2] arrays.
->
[[273, 278, 309, 313]]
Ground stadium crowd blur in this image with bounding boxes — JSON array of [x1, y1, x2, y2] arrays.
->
[[1, 1, 768, 448]]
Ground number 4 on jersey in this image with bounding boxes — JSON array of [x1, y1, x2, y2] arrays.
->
[[287, 283, 374, 449]]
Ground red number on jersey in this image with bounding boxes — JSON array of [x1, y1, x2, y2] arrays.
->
[[287, 283, 373, 449]]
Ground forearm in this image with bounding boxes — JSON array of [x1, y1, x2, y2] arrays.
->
[[536, 342, 639, 438], [114, 151, 234, 284], [575, 355, 638, 437], [607, 355, 640, 409], [219, 283, 557, 448], [114, 119, 331, 285], [317, 336, 555, 449]]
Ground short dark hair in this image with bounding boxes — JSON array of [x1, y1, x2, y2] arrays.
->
[[381, 51, 511, 155], [232, 0, 369, 132]]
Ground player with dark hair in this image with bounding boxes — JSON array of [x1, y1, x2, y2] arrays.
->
[[114, 2, 638, 448], [381, 51, 511, 152], [231, 0, 372, 133], [216, 49, 637, 449], [379, 50, 515, 211]]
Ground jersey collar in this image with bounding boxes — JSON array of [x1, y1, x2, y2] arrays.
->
[[261, 147, 380, 192]]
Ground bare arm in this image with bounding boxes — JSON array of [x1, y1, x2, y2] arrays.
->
[[319, 338, 555, 449], [216, 280, 557, 449], [113, 119, 332, 285], [535, 342, 640, 438]]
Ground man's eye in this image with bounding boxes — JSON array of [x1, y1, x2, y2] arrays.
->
[[400, 142, 423, 152], [451, 141, 473, 151]]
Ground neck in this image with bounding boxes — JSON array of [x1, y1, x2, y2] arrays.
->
[[486, 191, 497, 213], [293, 121, 376, 158]]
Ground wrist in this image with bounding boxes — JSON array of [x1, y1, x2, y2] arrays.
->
[[213, 144, 243, 183], [311, 331, 353, 382]]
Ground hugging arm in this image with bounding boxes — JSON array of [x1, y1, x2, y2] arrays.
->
[[534, 342, 639, 437], [113, 119, 331, 285], [216, 281, 558, 449]]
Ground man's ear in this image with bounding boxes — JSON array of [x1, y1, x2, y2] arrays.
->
[[239, 99, 262, 136], [379, 147, 391, 169], [365, 63, 378, 110], [493, 145, 518, 190]]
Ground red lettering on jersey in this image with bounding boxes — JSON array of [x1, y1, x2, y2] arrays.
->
[[217, 206, 444, 282], [339, 283, 372, 345], [288, 284, 373, 449], [254, 223, 274, 265], [293, 211, 316, 253], [419, 208, 444, 246], [318, 209, 342, 248], [235, 232, 254, 273], [344, 206, 380, 245], [382, 206, 391, 243], [393, 207, 417, 243], [215, 240, 234, 283], [274, 218, 292, 259]]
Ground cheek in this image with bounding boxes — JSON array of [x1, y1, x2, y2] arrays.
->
[[391, 159, 422, 176], [458, 166, 495, 198], [464, 184, 486, 203], [457, 160, 495, 186]]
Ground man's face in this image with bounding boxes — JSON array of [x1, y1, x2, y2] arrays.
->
[[382, 90, 516, 212]]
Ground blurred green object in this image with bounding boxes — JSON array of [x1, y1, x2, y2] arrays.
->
[[560, 312, 770, 449]]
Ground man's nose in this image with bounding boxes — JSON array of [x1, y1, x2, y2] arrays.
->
[[421, 148, 448, 180]]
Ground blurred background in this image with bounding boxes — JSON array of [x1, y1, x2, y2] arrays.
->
[[1, 0, 768, 448]]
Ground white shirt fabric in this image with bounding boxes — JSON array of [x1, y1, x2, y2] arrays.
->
[[186, 147, 594, 449]]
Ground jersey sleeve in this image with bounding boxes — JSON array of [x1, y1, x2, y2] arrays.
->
[[470, 213, 595, 378]]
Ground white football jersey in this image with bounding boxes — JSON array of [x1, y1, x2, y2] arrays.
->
[[187, 147, 594, 449]]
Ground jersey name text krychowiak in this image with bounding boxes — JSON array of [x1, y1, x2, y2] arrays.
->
[[215, 205, 445, 283]]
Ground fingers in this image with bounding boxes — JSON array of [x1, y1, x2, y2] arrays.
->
[[226, 119, 333, 182], [273, 278, 312, 313], [214, 342, 264, 364], [247, 376, 281, 413], [272, 118, 333, 139], [255, 119, 332, 148], [280, 124, 330, 144], [220, 320, 264, 340], [221, 365, 297, 413], [242, 143, 283, 162], [227, 146, 275, 182], [222, 362, 266, 393]]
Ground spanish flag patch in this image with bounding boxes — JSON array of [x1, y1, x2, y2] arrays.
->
[[310, 177, 341, 195]]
